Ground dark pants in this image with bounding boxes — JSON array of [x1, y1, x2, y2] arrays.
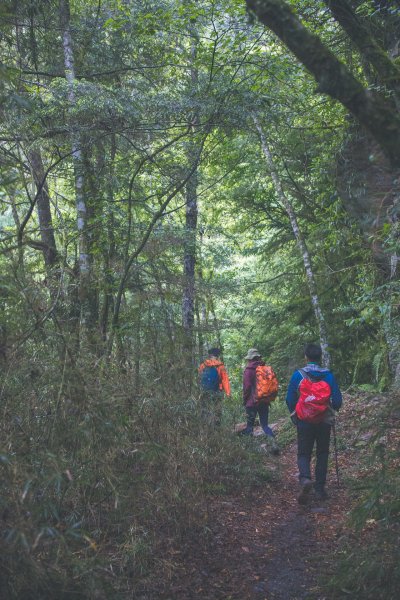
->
[[297, 421, 331, 488], [244, 404, 275, 437]]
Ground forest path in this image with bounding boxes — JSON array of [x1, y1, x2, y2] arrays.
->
[[156, 420, 351, 600]]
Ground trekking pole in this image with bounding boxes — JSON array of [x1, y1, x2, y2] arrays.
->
[[332, 419, 340, 486]]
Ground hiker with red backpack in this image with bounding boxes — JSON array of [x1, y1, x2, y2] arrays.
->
[[240, 348, 280, 454], [286, 343, 342, 504], [198, 348, 231, 426]]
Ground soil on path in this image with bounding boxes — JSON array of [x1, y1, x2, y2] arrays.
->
[[153, 430, 349, 600]]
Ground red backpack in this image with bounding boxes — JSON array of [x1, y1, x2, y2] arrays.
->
[[255, 365, 278, 405], [295, 370, 331, 423]]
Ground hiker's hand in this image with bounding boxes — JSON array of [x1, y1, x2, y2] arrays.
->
[[290, 413, 298, 426]]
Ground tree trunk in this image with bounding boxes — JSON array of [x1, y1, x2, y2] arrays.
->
[[182, 28, 199, 382], [13, 15, 58, 281], [253, 114, 331, 367], [324, 0, 400, 94], [28, 149, 58, 270], [209, 294, 223, 355], [384, 309, 400, 389], [385, 244, 400, 388], [59, 0, 91, 327], [246, 0, 400, 167], [9, 190, 25, 271], [82, 142, 101, 334], [195, 298, 205, 361], [133, 301, 142, 404], [100, 142, 116, 345], [182, 149, 198, 359], [196, 230, 207, 361]]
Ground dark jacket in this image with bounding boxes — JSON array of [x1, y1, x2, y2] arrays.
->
[[285, 363, 342, 422], [243, 359, 264, 408]]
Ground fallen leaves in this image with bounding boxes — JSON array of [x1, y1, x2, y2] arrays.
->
[[149, 392, 389, 599]]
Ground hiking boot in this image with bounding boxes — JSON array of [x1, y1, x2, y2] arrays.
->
[[238, 428, 253, 436], [314, 486, 329, 501], [297, 478, 313, 505]]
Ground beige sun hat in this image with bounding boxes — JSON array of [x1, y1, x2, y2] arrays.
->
[[244, 348, 261, 360]]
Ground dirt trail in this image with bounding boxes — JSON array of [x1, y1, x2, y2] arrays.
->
[[155, 433, 348, 600]]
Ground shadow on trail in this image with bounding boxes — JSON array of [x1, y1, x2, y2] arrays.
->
[[250, 444, 338, 600]]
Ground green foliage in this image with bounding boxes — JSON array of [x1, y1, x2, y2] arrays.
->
[[1, 0, 400, 596], [329, 537, 400, 600], [0, 341, 277, 598], [327, 393, 400, 599]]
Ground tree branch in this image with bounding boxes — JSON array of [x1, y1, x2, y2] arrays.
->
[[246, 0, 400, 167], [325, 0, 400, 91]]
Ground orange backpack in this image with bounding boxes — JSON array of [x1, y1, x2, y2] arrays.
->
[[255, 365, 278, 404]]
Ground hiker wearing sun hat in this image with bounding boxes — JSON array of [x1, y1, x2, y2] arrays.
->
[[244, 348, 261, 361], [240, 348, 279, 454]]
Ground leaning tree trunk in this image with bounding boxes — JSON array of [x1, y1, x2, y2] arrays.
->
[[253, 114, 331, 367], [324, 0, 400, 98], [28, 149, 58, 271], [246, 0, 400, 168], [59, 0, 91, 329]]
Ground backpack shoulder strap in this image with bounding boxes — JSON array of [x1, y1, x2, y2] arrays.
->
[[298, 368, 309, 381], [300, 368, 332, 384], [300, 368, 324, 383]]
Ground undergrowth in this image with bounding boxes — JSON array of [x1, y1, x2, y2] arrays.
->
[[326, 392, 400, 599], [0, 344, 274, 599]]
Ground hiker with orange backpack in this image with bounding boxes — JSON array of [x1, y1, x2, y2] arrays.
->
[[286, 343, 342, 504], [198, 348, 231, 426], [240, 348, 280, 454]]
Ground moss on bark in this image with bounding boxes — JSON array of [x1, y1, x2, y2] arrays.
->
[[246, 0, 400, 166]]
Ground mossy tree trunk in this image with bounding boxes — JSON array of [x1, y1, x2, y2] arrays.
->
[[246, 0, 400, 167], [325, 0, 400, 96]]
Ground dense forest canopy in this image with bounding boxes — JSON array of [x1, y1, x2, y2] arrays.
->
[[0, 0, 399, 598]]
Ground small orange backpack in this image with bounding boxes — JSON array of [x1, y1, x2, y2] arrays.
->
[[255, 365, 278, 404]]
